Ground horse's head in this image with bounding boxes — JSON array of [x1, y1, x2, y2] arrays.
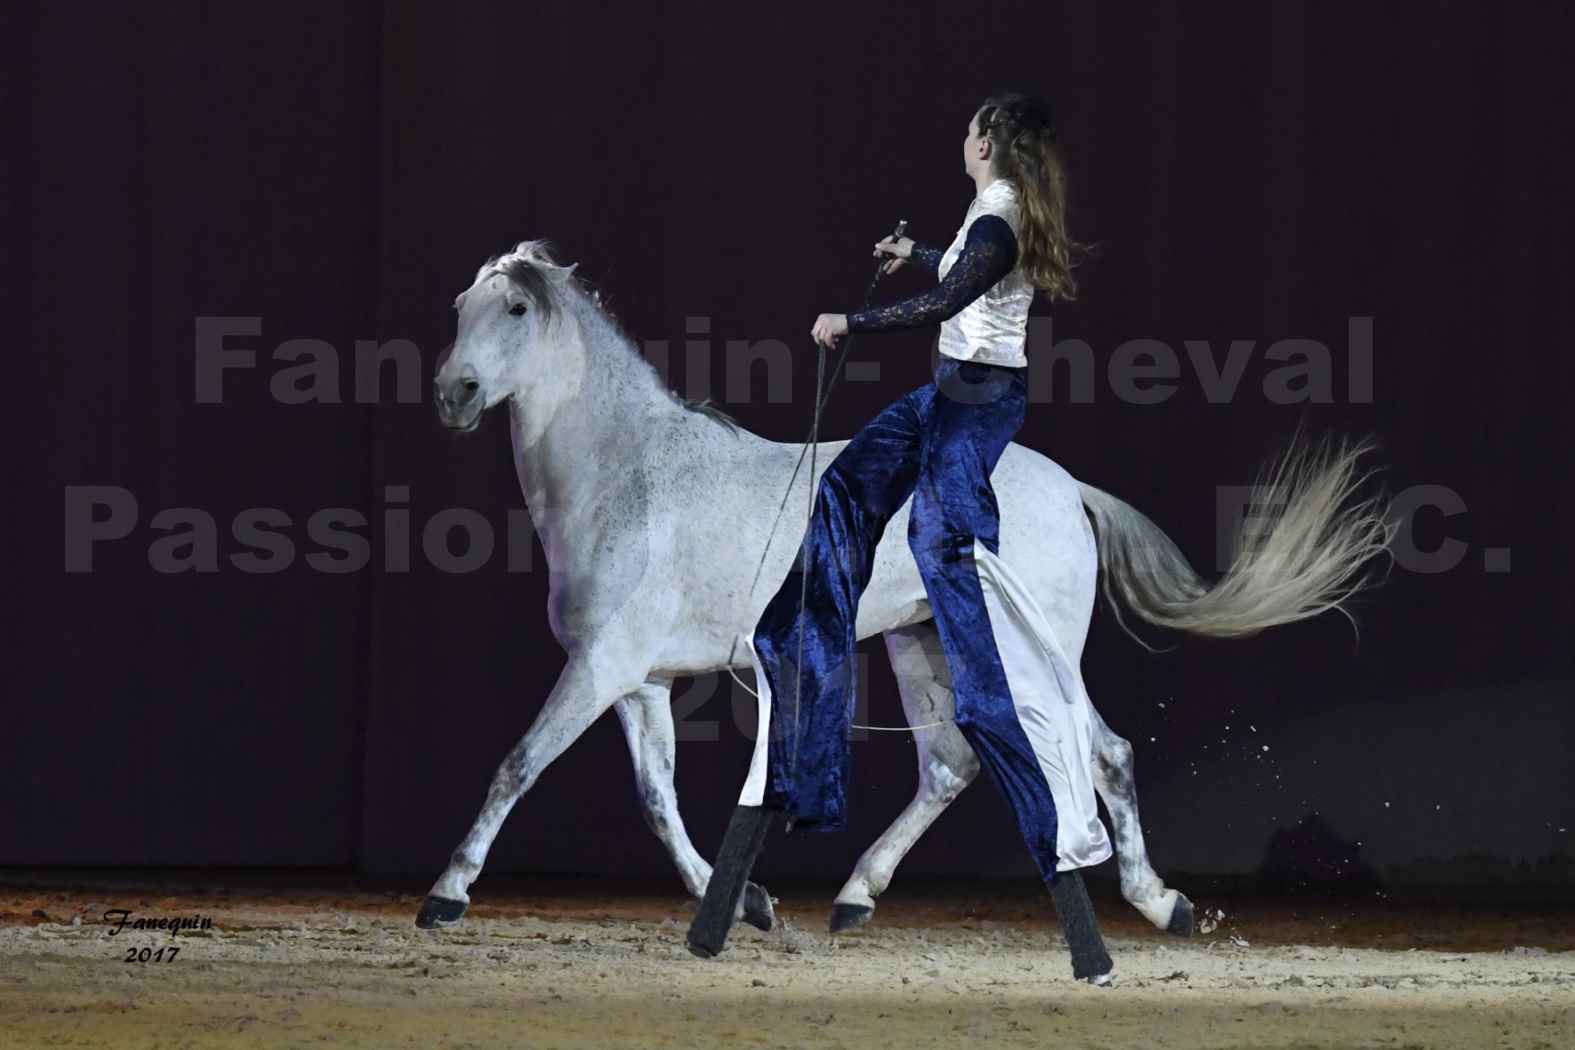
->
[[434, 240, 579, 432]]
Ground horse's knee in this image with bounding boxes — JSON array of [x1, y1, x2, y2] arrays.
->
[[503, 742, 547, 795], [488, 754, 527, 796], [918, 747, 977, 805]]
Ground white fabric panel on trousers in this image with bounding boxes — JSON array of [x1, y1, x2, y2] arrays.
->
[[968, 540, 1114, 872], [738, 632, 771, 807]]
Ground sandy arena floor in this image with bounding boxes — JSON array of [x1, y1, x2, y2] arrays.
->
[[1, 872, 1571, 1049]]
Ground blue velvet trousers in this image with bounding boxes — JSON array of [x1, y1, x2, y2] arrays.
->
[[738, 354, 1103, 884]]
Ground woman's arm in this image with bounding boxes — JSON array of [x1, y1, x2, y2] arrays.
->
[[908, 241, 946, 278], [848, 215, 1017, 334]]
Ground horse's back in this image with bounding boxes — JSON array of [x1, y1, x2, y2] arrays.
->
[[855, 441, 1098, 657], [646, 423, 1097, 673]]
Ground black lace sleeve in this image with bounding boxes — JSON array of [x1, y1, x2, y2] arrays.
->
[[848, 215, 1018, 334], [909, 241, 945, 278]]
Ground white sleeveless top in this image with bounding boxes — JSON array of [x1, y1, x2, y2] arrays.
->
[[936, 178, 1035, 368]]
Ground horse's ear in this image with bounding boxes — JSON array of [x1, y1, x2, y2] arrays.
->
[[541, 260, 579, 286], [516, 239, 561, 266]]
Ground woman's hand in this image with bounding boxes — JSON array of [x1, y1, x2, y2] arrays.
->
[[873, 235, 915, 275], [810, 313, 849, 349]]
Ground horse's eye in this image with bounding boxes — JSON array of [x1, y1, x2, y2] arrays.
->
[[508, 303, 527, 317]]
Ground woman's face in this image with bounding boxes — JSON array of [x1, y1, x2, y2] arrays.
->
[[964, 110, 988, 177]]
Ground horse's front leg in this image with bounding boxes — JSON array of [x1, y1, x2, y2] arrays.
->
[[613, 683, 777, 931], [1087, 704, 1196, 936], [416, 640, 648, 928]]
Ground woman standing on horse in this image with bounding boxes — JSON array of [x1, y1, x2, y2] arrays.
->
[[692, 91, 1118, 985]]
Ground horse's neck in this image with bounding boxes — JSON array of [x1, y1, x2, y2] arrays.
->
[[507, 300, 679, 557]]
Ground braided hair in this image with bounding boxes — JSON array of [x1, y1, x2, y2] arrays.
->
[[976, 92, 1095, 302]]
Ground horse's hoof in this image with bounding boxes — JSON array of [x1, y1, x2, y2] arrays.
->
[[741, 882, 775, 932], [415, 895, 468, 929], [686, 934, 721, 959], [1081, 968, 1116, 987], [1166, 892, 1195, 937], [829, 902, 873, 934]]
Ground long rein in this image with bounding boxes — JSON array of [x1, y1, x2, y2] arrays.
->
[[723, 220, 953, 736]]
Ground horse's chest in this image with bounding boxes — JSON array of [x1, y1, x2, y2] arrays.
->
[[537, 524, 647, 647]]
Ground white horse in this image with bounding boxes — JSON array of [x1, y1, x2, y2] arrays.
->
[[415, 239, 1395, 938]]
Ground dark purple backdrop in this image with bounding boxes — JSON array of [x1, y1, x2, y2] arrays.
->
[[5, 2, 1572, 893]]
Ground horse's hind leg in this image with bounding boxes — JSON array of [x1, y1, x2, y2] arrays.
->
[[830, 621, 980, 933], [1086, 703, 1195, 936], [613, 684, 775, 931]]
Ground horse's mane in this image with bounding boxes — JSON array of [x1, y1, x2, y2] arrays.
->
[[478, 240, 742, 437]]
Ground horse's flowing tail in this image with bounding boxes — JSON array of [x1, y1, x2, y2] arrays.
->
[[1077, 428, 1397, 646]]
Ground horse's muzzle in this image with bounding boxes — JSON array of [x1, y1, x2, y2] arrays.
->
[[434, 376, 484, 431]]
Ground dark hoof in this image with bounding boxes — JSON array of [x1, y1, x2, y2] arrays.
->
[[415, 895, 468, 929], [686, 934, 721, 959], [829, 902, 873, 934], [1166, 893, 1195, 937], [741, 882, 775, 932]]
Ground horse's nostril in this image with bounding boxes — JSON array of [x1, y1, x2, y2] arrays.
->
[[456, 379, 480, 405]]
